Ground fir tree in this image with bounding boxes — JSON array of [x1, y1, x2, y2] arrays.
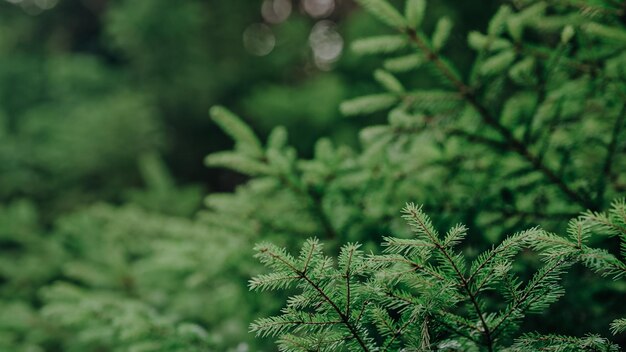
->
[[207, 0, 626, 246], [533, 198, 626, 336], [204, 0, 626, 348], [249, 203, 620, 351]]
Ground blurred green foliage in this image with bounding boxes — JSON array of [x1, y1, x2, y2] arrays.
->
[[0, 0, 624, 351]]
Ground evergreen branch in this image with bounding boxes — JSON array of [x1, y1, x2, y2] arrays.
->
[[302, 240, 316, 274], [467, 229, 534, 285], [257, 247, 372, 351], [571, 219, 585, 249], [345, 247, 354, 317], [610, 318, 626, 335], [438, 310, 480, 333], [507, 332, 620, 351], [435, 316, 479, 343], [258, 320, 343, 329], [210, 106, 264, 157], [447, 128, 509, 150], [583, 209, 626, 236], [277, 173, 339, 240], [558, 0, 625, 17], [491, 258, 569, 338], [371, 305, 397, 338], [533, 232, 580, 252], [307, 189, 339, 240], [252, 198, 624, 350], [355, 300, 370, 326], [520, 43, 597, 75], [375, 290, 457, 349], [383, 285, 478, 344], [384, 289, 417, 308], [515, 23, 626, 104], [371, 254, 447, 281], [383, 310, 421, 351], [249, 273, 301, 291], [518, 45, 626, 107], [578, 249, 626, 279], [404, 28, 595, 210], [278, 333, 346, 351], [403, 204, 495, 351]]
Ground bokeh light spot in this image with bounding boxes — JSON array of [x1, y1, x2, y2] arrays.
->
[[309, 20, 343, 70], [243, 23, 276, 56], [303, 0, 335, 18], [261, 0, 292, 24], [4, 0, 59, 14]]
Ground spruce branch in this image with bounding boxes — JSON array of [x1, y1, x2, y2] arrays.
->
[[273, 168, 340, 240], [507, 332, 619, 351], [404, 26, 594, 210], [251, 241, 372, 351], [349, 3, 610, 213], [467, 228, 537, 296], [610, 318, 626, 335], [491, 258, 571, 339], [378, 303, 423, 351], [402, 203, 495, 351], [251, 199, 623, 350]]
